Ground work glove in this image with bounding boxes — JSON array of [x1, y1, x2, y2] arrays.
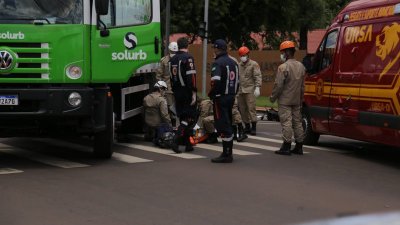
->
[[190, 91, 197, 106], [254, 87, 260, 97]]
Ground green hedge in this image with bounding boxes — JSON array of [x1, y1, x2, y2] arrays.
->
[[256, 96, 278, 108]]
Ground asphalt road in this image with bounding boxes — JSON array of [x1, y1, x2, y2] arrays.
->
[[0, 120, 400, 225]]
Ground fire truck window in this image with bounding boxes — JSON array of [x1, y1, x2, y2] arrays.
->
[[321, 31, 338, 70], [311, 39, 325, 74]]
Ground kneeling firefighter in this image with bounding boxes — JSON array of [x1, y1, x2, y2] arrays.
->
[[143, 81, 172, 146]]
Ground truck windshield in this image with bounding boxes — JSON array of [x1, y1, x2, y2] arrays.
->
[[0, 0, 83, 24]]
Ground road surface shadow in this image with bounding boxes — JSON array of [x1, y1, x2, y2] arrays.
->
[[318, 137, 400, 169]]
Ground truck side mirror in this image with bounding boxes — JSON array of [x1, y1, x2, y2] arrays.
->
[[95, 0, 109, 16]]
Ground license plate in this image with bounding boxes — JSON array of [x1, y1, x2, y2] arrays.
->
[[0, 95, 19, 105]]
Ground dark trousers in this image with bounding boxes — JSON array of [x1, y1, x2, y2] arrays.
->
[[174, 99, 196, 147], [213, 95, 235, 138]]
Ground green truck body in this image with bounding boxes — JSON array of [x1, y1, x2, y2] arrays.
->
[[0, 0, 161, 158]]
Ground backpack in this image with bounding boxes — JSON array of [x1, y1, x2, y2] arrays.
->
[[155, 123, 174, 148]]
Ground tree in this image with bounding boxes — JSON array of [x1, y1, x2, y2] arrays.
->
[[160, 0, 352, 50], [325, 0, 352, 24], [296, 0, 326, 50], [160, 0, 203, 42], [208, 0, 269, 49]]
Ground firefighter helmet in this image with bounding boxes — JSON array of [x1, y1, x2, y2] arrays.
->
[[154, 80, 168, 89], [238, 46, 250, 56], [279, 41, 296, 51], [168, 42, 178, 52]]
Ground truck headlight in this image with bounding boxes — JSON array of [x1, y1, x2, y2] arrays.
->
[[68, 92, 82, 107], [66, 66, 82, 79]]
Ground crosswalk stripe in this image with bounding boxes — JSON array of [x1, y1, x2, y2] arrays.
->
[[0, 168, 23, 175], [233, 141, 310, 154], [117, 143, 206, 159], [196, 143, 260, 156], [246, 135, 282, 143], [0, 144, 89, 168], [112, 152, 153, 163], [234, 141, 279, 152], [34, 139, 154, 164], [133, 133, 257, 155], [246, 135, 347, 153]]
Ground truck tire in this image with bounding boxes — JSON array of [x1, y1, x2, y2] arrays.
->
[[93, 97, 114, 158], [302, 108, 320, 146]]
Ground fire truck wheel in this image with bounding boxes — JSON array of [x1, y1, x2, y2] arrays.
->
[[302, 109, 320, 146], [93, 97, 114, 158]]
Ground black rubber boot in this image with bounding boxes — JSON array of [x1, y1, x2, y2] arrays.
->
[[171, 124, 185, 153], [206, 132, 219, 144], [291, 142, 303, 155], [184, 126, 194, 152], [244, 123, 251, 134], [232, 125, 238, 140], [275, 142, 292, 155], [251, 122, 257, 135], [226, 140, 233, 160], [185, 143, 194, 152], [171, 135, 182, 153], [211, 140, 233, 163], [237, 123, 248, 142]]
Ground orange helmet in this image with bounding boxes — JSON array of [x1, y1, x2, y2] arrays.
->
[[279, 41, 295, 51], [238, 46, 250, 56]]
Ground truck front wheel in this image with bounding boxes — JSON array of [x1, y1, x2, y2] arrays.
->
[[302, 108, 320, 146], [93, 97, 114, 158]]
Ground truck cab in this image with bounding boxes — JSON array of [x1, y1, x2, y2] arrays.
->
[[0, 0, 161, 157]]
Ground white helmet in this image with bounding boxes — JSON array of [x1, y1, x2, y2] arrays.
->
[[154, 80, 168, 89], [168, 42, 178, 52]]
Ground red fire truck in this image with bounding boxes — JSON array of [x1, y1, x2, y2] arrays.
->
[[303, 0, 400, 148]]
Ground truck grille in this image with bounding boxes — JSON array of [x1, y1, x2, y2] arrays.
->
[[0, 42, 50, 79]]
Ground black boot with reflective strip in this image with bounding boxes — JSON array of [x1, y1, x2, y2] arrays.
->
[[211, 140, 233, 163], [275, 142, 292, 155], [237, 123, 248, 142], [291, 142, 303, 155]]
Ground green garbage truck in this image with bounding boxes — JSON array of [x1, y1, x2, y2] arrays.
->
[[0, 0, 161, 158]]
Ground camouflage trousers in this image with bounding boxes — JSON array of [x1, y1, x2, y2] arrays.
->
[[203, 115, 215, 134], [165, 92, 176, 119], [237, 93, 257, 123], [232, 97, 242, 124], [278, 104, 304, 143]]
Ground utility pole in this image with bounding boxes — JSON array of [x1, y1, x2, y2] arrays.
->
[[164, 0, 171, 56], [201, 0, 209, 97]]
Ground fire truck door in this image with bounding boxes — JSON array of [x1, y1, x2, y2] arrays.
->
[[330, 25, 362, 138]]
